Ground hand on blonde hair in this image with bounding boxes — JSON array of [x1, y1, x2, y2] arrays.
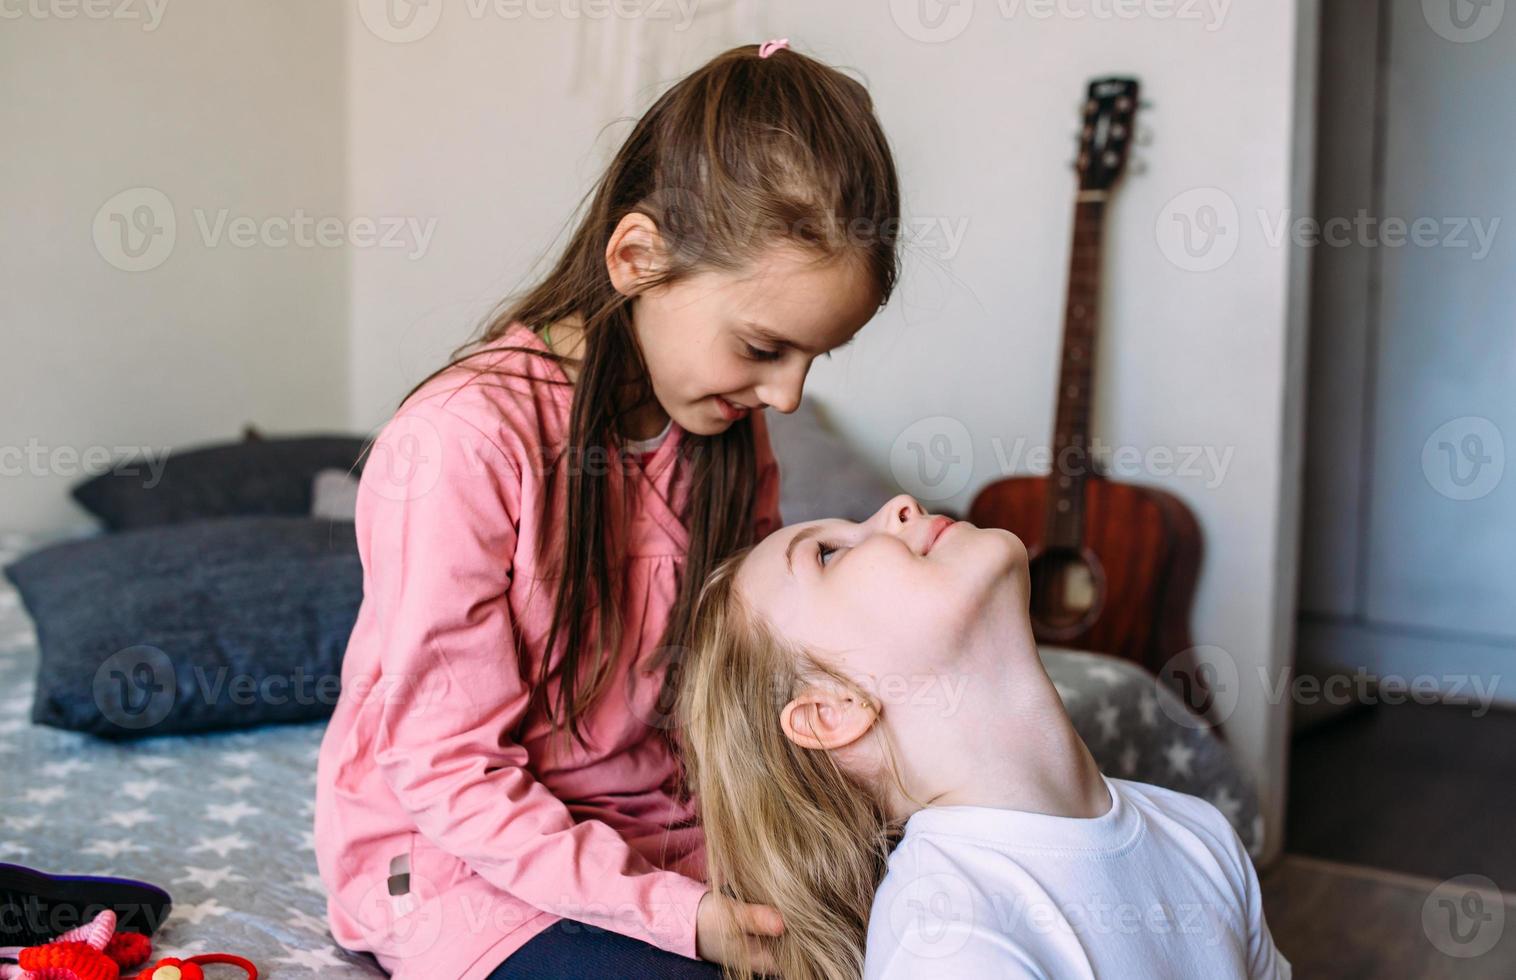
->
[[695, 889, 785, 976]]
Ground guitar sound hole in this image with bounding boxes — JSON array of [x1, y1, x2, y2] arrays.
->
[[1028, 549, 1103, 636]]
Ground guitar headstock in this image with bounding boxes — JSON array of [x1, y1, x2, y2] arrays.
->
[[1076, 77, 1142, 192]]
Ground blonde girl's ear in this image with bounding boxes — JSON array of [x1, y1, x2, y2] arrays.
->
[[604, 211, 669, 297], [779, 683, 878, 751]]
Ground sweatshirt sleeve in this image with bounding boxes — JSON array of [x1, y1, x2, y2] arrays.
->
[[1233, 832, 1292, 979], [356, 400, 710, 958], [751, 409, 783, 542]]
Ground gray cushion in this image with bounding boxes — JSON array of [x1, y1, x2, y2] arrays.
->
[[2, 515, 360, 738], [71, 434, 367, 531], [769, 398, 895, 525]]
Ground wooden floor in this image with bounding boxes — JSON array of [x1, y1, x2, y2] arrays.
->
[[1286, 701, 1516, 885], [1261, 855, 1516, 978], [1261, 701, 1516, 976]]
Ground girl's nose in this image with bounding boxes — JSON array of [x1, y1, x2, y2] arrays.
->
[[756, 362, 808, 415], [876, 493, 926, 532]]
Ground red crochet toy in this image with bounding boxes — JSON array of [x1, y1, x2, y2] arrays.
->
[[0, 910, 255, 980]]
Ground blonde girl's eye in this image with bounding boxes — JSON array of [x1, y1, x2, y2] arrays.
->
[[817, 540, 842, 568], [744, 342, 783, 362]]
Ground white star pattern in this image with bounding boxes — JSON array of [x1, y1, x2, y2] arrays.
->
[[1209, 786, 1243, 825], [188, 833, 251, 859], [103, 808, 156, 829], [1083, 663, 1127, 686], [1094, 700, 1121, 743], [1119, 742, 1140, 776], [1052, 681, 1081, 703], [171, 898, 231, 926], [4, 814, 44, 831], [1163, 738, 1197, 779], [272, 946, 353, 971], [22, 785, 67, 805], [1137, 691, 1160, 727], [37, 757, 92, 779], [285, 906, 330, 936], [205, 800, 262, 824], [219, 750, 260, 769], [81, 839, 149, 859], [119, 778, 164, 801], [214, 774, 256, 794], [176, 865, 246, 889]]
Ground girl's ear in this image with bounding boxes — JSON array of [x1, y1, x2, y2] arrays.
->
[[605, 212, 668, 297], [780, 684, 879, 751]]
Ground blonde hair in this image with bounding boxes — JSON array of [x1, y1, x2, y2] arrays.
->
[[677, 547, 905, 980]]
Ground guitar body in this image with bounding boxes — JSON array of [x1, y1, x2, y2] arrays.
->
[[969, 474, 1201, 673]]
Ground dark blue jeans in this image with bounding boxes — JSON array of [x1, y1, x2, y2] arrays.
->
[[485, 919, 721, 979]]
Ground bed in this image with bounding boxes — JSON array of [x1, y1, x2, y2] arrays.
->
[[0, 526, 1262, 979]]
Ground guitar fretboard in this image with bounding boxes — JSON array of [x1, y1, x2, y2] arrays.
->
[[1046, 195, 1107, 550]]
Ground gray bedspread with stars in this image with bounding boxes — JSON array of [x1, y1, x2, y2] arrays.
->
[[0, 529, 1261, 978]]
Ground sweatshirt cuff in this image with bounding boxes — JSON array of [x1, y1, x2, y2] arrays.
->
[[654, 873, 710, 960]]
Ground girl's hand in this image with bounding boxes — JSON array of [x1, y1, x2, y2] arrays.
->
[[695, 889, 785, 976]]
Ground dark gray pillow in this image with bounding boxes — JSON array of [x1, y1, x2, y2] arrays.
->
[[2, 516, 360, 738], [71, 433, 368, 531], [768, 398, 896, 525]]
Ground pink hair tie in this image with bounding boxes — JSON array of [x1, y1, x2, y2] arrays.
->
[[758, 37, 789, 59]]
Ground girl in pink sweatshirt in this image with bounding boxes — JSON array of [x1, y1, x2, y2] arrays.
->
[[313, 39, 902, 980]]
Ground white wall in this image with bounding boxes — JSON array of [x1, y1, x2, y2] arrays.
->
[[0, 0, 350, 534], [344, 2, 1317, 862], [2, 0, 1313, 863]]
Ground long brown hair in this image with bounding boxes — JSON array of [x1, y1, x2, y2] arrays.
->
[[386, 42, 901, 746]]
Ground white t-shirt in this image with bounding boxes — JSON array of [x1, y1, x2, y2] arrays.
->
[[862, 774, 1291, 979]]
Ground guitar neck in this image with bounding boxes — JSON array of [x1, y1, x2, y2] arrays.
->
[[1046, 194, 1107, 549]]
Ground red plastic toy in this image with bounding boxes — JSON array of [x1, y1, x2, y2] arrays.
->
[[0, 910, 255, 980]]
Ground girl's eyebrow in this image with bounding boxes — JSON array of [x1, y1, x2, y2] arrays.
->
[[785, 525, 826, 575]]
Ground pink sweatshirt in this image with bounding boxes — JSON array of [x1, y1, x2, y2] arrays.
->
[[314, 322, 783, 980]]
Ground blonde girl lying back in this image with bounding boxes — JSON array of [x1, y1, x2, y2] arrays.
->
[[678, 494, 1291, 980]]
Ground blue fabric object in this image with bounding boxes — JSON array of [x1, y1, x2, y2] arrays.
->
[[485, 919, 722, 979], [70, 434, 367, 531], [2, 515, 360, 737]]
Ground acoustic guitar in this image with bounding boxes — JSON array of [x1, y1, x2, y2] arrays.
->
[[968, 78, 1222, 737]]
